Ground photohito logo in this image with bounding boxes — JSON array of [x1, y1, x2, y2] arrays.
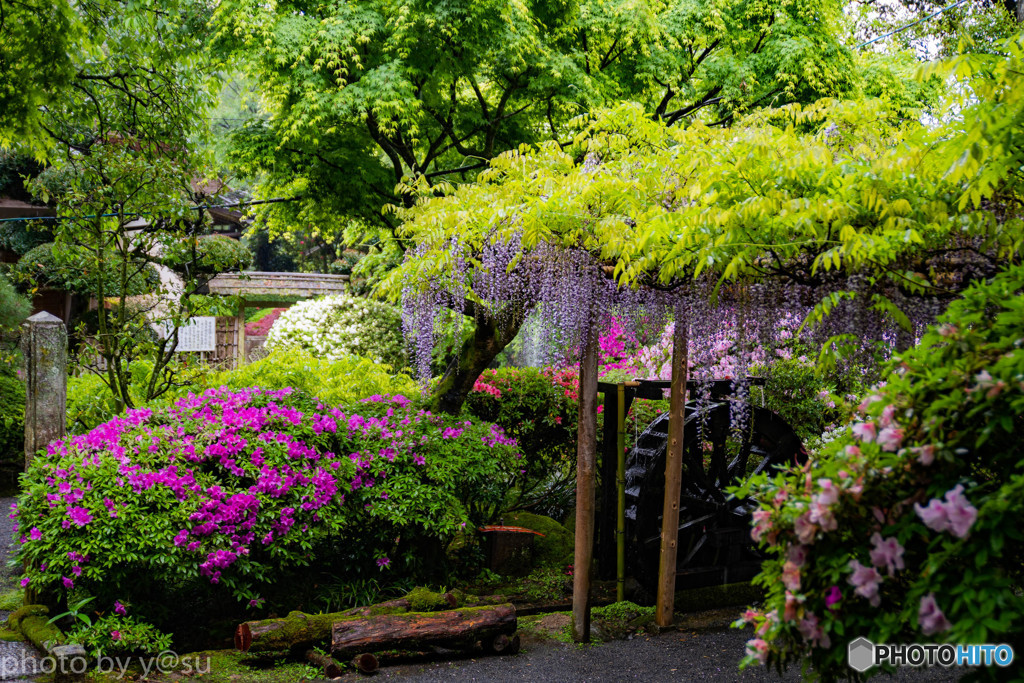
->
[[848, 637, 1015, 672]]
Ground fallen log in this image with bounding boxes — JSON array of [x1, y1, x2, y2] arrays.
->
[[235, 590, 506, 654], [305, 649, 342, 678], [353, 652, 380, 675], [332, 604, 517, 658]]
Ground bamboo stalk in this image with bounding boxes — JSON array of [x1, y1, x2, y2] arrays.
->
[[616, 382, 627, 602], [572, 325, 599, 643], [656, 305, 688, 628]]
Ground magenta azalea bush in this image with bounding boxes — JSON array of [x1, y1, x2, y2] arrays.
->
[[734, 266, 1024, 679], [14, 388, 518, 631]]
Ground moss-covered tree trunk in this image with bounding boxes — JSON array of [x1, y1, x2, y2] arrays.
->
[[431, 305, 524, 415]]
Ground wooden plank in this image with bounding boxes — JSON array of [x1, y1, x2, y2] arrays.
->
[[206, 272, 350, 298]]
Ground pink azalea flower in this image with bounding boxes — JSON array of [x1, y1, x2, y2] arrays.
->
[[914, 485, 977, 538], [794, 512, 817, 544], [876, 427, 904, 452], [848, 560, 882, 607], [745, 638, 769, 665], [869, 533, 905, 576], [944, 485, 978, 538], [815, 479, 839, 507], [781, 561, 801, 591], [878, 404, 897, 428], [809, 502, 837, 532], [114, 601, 127, 616], [110, 630, 121, 642], [751, 509, 772, 542], [844, 444, 861, 457], [851, 421, 877, 443], [919, 594, 952, 636], [375, 556, 390, 569], [28, 527, 41, 541], [787, 544, 808, 568], [784, 591, 800, 621], [910, 444, 936, 466], [797, 612, 831, 649], [824, 586, 842, 610]]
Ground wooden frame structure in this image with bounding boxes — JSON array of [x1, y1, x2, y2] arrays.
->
[[204, 271, 351, 366]]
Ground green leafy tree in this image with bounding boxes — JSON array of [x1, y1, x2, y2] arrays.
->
[[384, 51, 1021, 411], [213, 0, 874, 251]]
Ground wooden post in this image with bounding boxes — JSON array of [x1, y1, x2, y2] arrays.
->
[[655, 308, 688, 628], [571, 325, 599, 642], [616, 382, 627, 602], [236, 300, 246, 368], [21, 312, 67, 471]]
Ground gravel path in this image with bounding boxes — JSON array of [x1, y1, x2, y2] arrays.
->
[[0, 497, 43, 682], [361, 617, 966, 682]]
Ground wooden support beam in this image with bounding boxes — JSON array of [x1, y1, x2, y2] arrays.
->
[[656, 307, 688, 628], [572, 326, 599, 642]]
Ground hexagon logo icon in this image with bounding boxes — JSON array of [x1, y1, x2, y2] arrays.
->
[[848, 637, 875, 673]]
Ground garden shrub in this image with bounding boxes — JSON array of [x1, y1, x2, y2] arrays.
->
[[752, 358, 842, 442], [17, 388, 518, 644], [265, 294, 406, 369], [163, 234, 252, 274], [465, 367, 578, 515], [0, 373, 25, 466], [15, 242, 159, 295], [65, 352, 419, 434], [735, 265, 1024, 677]]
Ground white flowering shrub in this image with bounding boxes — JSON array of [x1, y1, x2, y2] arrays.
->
[[265, 295, 407, 369]]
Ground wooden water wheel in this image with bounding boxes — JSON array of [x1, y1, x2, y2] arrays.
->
[[624, 399, 804, 601]]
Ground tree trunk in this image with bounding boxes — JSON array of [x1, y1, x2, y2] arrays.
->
[[235, 591, 501, 653], [431, 307, 524, 415], [571, 325, 599, 643], [331, 604, 517, 657]]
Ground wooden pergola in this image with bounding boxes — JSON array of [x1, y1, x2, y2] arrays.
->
[[204, 271, 351, 365]]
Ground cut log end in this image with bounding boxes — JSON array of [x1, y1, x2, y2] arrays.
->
[[483, 633, 521, 656], [354, 652, 379, 675], [305, 649, 343, 679], [234, 623, 252, 653]]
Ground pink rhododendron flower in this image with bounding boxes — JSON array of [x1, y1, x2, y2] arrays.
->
[[869, 533, 905, 576], [848, 560, 882, 607], [28, 527, 41, 541], [787, 544, 808, 568], [114, 601, 127, 616], [797, 612, 831, 649], [111, 630, 121, 642], [781, 561, 801, 591], [844, 444, 861, 458], [876, 427, 904, 452], [745, 638, 769, 665], [918, 594, 952, 636], [851, 421, 877, 443]]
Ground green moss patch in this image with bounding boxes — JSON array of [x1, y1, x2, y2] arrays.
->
[[591, 601, 657, 641], [0, 588, 23, 611], [0, 628, 24, 642], [504, 511, 574, 567]]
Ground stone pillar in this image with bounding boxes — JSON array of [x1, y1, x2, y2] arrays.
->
[[20, 312, 67, 470]]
